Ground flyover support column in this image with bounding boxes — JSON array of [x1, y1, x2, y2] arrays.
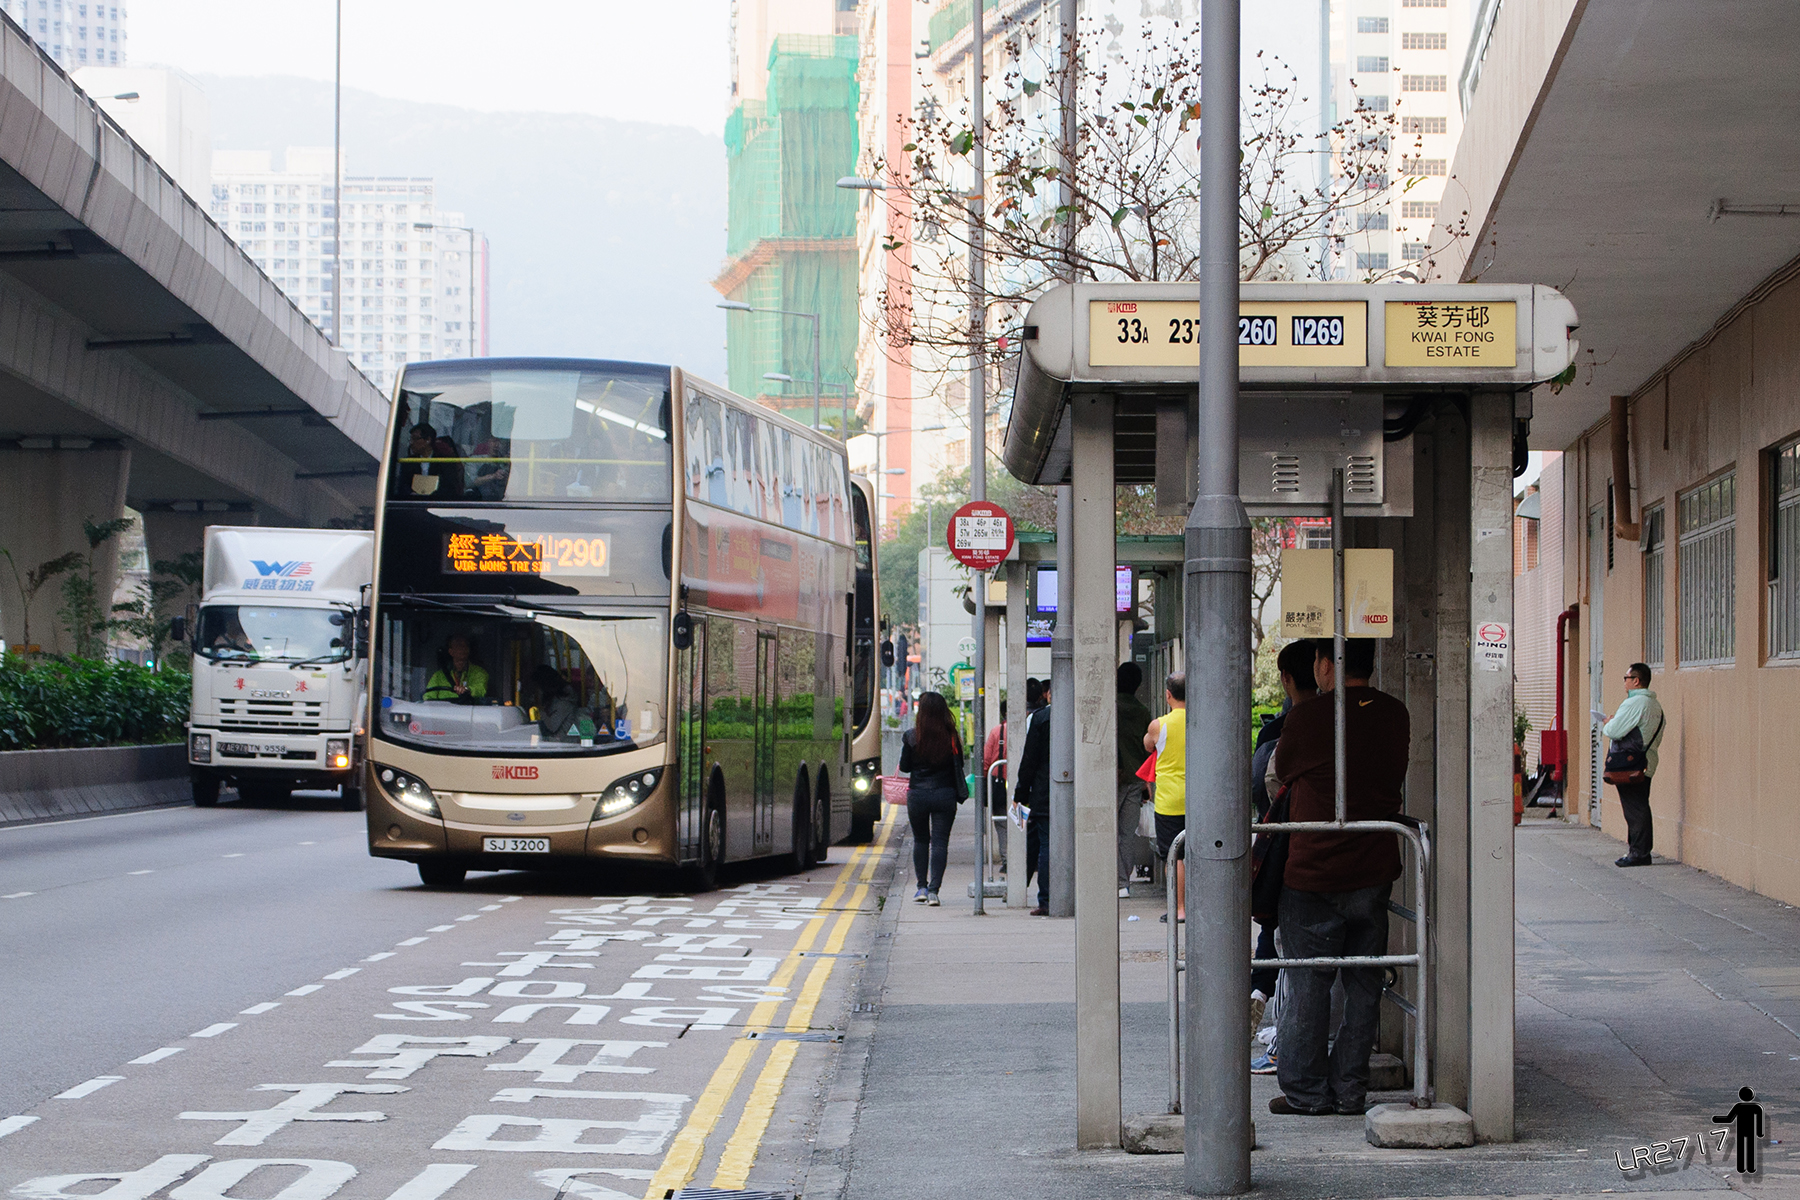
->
[[1005, 557, 1029, 908], [1184, 0, 1252, 1191], [1071, 394, 1119, 1148], [1468, 393, 1516, 1140], [0, 445, 130, 654], [139, 507, 239, 615]]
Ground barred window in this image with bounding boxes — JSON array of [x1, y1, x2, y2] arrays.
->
[[1357, 95, 1391, 112], [1401, 74, 1448, 92], [1642, 504, 1666, 668], [1401, 200, 1439, 220], [1401, 242, 1429, 261], [1357, 56, 1390, 73], [1356, 211, 1389, 231], [1771, 439, 1800, 657], [1678, 472, 1736, 666], [1356, 17, 1389, 32], [1400, 158, 1447, 176], [1401, 32, 1448, 49], [1400, 117, 1448, 135], [1356, 252, 1389, 270]]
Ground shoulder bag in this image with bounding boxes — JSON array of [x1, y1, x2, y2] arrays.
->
[[1603, 714, 1664, 786]]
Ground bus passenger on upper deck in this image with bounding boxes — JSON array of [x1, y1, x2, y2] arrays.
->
[[403, 423, 465, 500], [424, 635, 489, 704]]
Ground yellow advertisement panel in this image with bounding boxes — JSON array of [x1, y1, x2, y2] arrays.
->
[[1279, 548, 1395, 639], [1383, 300, 1517, 367], [1088, 300, 1368, 368]]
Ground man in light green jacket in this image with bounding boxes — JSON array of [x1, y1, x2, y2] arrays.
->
[[1599, 662, 1665, 867]]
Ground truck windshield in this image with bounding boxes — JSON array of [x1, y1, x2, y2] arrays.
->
[[197, 605, 350, 664], [375, 604, 666, 756]]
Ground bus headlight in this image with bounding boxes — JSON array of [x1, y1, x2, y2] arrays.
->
[[853, 775, 872, 793], [378, 766, 440, 818], [327, 738, 351, 770], [851, 758, 878, 792], [590, 767, 664, 821], [190, 733, 212, 763]]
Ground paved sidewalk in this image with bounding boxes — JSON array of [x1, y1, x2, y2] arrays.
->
[[803, 809, 1800, 1199]]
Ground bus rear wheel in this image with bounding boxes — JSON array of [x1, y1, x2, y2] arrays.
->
[[786, 781, 813, 874], [418, 861, 466, 888], [689, 800, 724, 892], [812, 777, 831, 863]]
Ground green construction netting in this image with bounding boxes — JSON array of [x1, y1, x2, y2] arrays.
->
[[723, 247, 857, 414]]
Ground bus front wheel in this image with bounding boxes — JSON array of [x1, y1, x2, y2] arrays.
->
[[690, 802, 724, 892], [786, 780, 813, 874], [418, 861, 466, 888]]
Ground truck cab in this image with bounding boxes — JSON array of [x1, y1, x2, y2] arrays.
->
[[180, 527, 373, 809]]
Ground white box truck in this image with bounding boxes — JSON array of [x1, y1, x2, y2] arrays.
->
[[176, 527, 374, 809]]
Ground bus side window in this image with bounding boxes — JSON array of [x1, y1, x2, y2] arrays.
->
[[684, 388, 706, 499], [778, 430, 803, 531], [756, 417, 778, 521], [702, 395, 728, 508], [726, 406, 759, 520]]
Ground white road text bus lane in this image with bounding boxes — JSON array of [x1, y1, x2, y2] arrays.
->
[[0, 835, 890, 1200]]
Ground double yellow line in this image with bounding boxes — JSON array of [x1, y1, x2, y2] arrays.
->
[[643, 815, 892, 1200]]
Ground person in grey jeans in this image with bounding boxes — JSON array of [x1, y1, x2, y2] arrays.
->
[[1268, 638, 1410, 1116]]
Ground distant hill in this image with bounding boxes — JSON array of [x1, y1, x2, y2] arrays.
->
[[198, 74, 727, 377]]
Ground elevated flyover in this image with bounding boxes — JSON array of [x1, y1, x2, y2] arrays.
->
[[0, 19, 387, 648]]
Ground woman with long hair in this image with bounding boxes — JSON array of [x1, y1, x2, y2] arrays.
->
[[897, 690, 966, 905]]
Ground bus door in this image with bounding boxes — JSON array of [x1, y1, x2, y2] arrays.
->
[[676, 617, 707, 861], [753, 627, 778, 855]]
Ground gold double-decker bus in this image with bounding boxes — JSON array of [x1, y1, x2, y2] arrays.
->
[[363, 357, 877, 888]]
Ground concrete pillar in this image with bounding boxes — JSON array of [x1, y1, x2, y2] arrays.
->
[[1070, 394, 1120, 1149], [1050, 489, 1075, 916], [984, 600, 1002, 873], [1398, 427, 1440, 1085], [1006, 558, 1029, 907], [1432, 403, 1471, 1113], [139, 507, 242, 616], [1467, 394, 1516, 1140], [0, 446, 130, 654]]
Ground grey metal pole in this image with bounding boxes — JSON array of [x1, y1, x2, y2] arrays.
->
[[1048, 0, 1078, 921], [969, 0, 988, 916], [331, 0, 342, 348], [1332, 468, 1346, 823], [1183, 0, 1252, 1191], [1050, 485, 1075, 917], [811, 313, 823, 432]]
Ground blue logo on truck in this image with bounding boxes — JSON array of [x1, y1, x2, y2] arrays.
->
[[242, 560, 316, 591]]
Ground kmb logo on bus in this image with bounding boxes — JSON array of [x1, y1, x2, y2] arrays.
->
[[493, 765, 539, 780]]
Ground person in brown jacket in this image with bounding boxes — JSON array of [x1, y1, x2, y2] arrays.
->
[[1268, 637, 1409, 1117]]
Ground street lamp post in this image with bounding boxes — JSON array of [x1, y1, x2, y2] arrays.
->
[[415, 222, 479, 357], [717, 301, 826, 432]]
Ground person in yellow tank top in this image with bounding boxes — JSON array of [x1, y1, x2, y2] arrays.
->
[[1144, 671, 1187, 920]]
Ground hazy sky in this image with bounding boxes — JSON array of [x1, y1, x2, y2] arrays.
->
[[131, 0, 734, 134]]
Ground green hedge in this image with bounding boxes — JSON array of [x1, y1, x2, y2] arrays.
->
[[0, 654, 190, 751]]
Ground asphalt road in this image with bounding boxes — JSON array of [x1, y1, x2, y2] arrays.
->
[[0, 796, 891, 1200]]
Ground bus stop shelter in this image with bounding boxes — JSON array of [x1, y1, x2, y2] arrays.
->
[[998, 282, 1579, 1149]]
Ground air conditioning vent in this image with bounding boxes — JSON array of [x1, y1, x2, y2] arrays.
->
[[1346, 455, 1379, 494], [1271, 454, 1303, 494]]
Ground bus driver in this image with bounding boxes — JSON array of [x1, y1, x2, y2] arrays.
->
[[424, 635, 490, 704]]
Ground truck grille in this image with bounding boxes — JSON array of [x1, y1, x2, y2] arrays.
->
[[217, 698, 325, 731]]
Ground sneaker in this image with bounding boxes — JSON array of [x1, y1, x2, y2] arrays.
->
[[1250, 1052, 1278, 1075], [926, 892, 941, 907], [1249, 996, 1266, 1033], [913, 888, 929, 903], [1267, 1094, 1332, 1116]]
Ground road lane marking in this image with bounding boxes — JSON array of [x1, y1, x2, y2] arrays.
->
[[384, 1163, 478, 1198], [499, 895, 522, 901], [128, 869, 154, 875], [428, 925, 456, 932], [3, 892, 32, 899], [286, 984, 324, 996], [222, 853, 243, 858], [54, 1075, 124, 1099], [454, 914, 481, 921], [364, 951, 397, 961], [710, 815, 895, 1191], [480, 904, 503, 911], [642, 838, 877, 1200], [191, 1022, 237, 1038], [398, 937, 429, 946], [324, 968, 361, 980], [129, 1047, 184, 1064], [239, 1002, 280, 1014], [0, 1115, 38, 1139]]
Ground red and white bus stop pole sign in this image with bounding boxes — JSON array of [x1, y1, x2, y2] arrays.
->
[[946, 501, 1015, 573]]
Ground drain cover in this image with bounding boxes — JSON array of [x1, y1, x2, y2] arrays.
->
[[744, 1029, 844, 1043], [668, 1190, 790, 1200]]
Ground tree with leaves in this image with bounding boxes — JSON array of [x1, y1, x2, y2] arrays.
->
[[58, 516, 136, 660], [0, 547, 82, 654]]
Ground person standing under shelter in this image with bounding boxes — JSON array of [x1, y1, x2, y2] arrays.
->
[[1144, 672, 1187, 923], [1116, 662, 1155, 889], [1269, 638, 1408, 1117], [1015, 679, 1053, 916], [1600, 662, 1665, 867]]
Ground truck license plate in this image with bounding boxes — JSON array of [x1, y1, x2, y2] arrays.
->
[[220, 742, 283, 756], [482, 837, 550, 854]]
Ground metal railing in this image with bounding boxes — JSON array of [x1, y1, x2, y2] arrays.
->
[[1165, 822, 1433, 1112]]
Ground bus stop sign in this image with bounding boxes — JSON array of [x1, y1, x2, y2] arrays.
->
[[947, 501, 1014, 571]]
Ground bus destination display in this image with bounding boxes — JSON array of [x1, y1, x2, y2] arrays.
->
[[1088, 300, 1368, 368], [441, 532, 616, 578]]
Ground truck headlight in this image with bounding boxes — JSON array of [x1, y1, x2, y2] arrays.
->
[[589, 767, 663, 821], [191, 733, 212, 764], [327, 738, 350, 770], [378, 767, 439, 818]]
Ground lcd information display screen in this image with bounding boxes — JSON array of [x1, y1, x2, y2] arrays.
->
[[443, 533, 546, 576]]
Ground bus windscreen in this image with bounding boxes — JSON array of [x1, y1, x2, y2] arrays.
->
[[391, 360, 672, 504]]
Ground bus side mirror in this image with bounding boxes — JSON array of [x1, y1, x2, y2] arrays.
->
[[672, 610, 694, 651], [881, 639, 895, 668], [168, 616, 186, 643], [354, 607, 371, 660]]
